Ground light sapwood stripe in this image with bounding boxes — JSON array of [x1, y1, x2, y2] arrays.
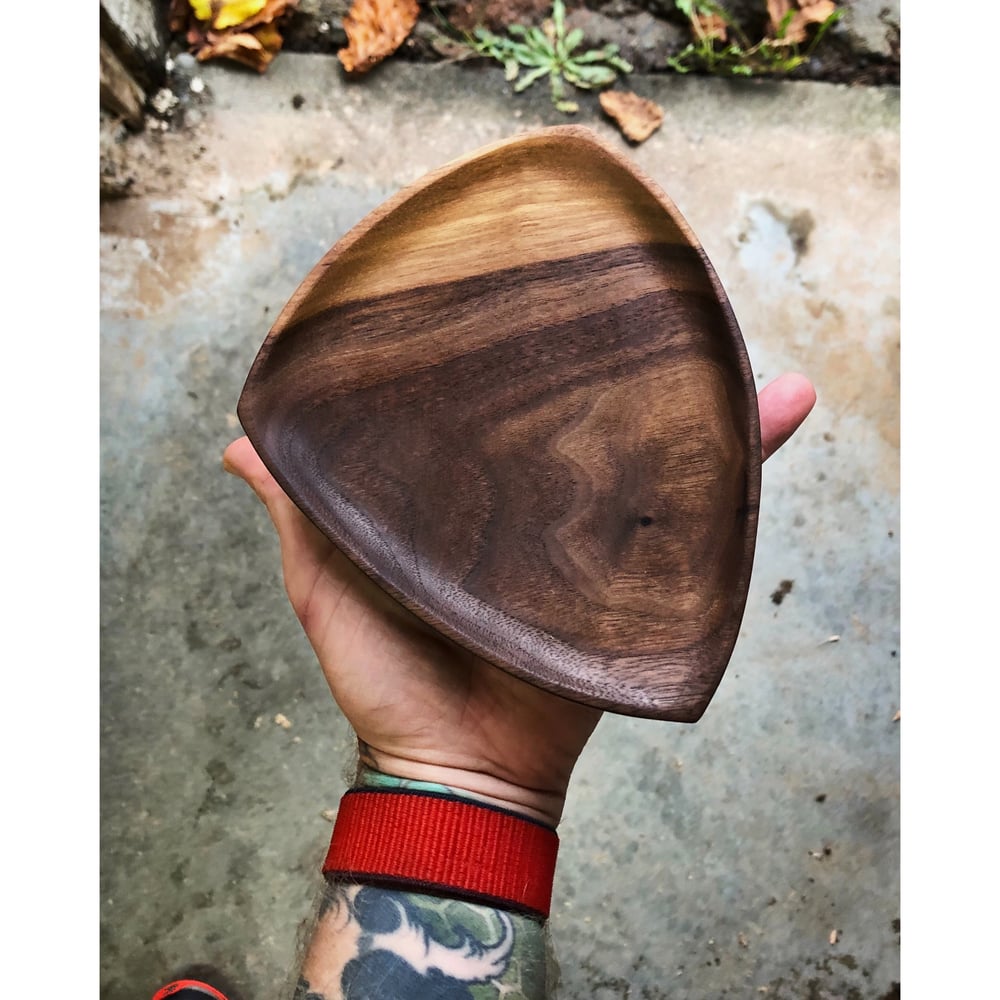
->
[[274, 133, 691, 326]]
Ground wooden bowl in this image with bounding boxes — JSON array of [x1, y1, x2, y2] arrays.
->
[[237, 125, 760, 722]]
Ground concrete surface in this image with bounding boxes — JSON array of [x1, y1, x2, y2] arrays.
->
[[100, 56, 899, 999]]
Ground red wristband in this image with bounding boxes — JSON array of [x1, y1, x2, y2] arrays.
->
[[151, 981, 229, 1000], [322, 788, 559, 919]]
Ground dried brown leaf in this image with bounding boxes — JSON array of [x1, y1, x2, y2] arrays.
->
[[801, 0, 838, 23], [173, 0, 296, 72], [768, 0, 837, 46], [599, 90, 664, 144], [196, 26, 282, 72], [694, 13, 727, 42], [766, 0, 794, 36], [338, 0, 420, 76]]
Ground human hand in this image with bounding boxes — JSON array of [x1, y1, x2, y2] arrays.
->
[[223, 373, 816, 826]]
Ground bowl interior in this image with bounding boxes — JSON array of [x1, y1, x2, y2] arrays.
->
[[238, 127, 760, 721]]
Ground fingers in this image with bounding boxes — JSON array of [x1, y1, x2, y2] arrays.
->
[[225, 368, 816, 533], [758, 373, 816, 461]]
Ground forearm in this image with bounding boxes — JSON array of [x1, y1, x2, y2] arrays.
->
[[292, 764, 557, 999], [294, 879, 550, 999]]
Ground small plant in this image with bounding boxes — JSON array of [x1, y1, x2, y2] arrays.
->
[[469, 0, 633, 114], [668, 0, 843, 77]]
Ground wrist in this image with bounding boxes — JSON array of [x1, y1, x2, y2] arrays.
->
[[354, 747, 566, 827], [325, 781, 560, 920]]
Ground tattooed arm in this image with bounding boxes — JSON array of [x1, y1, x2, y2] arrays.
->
[[293, 759, 558, 1000], [293, 766, 553, 1000], [296, 869, 548, 1000], [223, 374, 816, 1000]]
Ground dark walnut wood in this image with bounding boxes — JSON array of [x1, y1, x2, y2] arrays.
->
[[238, 125, 761, 722]]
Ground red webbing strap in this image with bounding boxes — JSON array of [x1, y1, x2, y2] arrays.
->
[[151, 981, 229, 1000], [322, 788, 559, 919]]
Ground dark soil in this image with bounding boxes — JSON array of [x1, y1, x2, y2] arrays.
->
[[280, 0, 900, 86]]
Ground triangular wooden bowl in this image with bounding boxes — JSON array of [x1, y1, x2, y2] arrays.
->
[[238, 125, 760, 721]]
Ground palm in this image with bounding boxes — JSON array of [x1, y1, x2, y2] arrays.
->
[[234, 473, 601, 807], [224, 373, 815, 819]]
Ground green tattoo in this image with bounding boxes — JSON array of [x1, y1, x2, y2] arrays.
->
[[355, 764, 466, 797], [298, 880, 549, 999]]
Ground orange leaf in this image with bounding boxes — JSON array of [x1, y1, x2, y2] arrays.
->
[[600, 90, 664, 144], [767, 0, 837, 45], [800, 0, 837, 24], [766, 0, 793, 34], [338, 0, 420, 75], [694, 13, 727, 42]]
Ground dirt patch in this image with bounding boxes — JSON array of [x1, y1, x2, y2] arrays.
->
[[449, 0, 552, 33], [199, 0, 900, 85]]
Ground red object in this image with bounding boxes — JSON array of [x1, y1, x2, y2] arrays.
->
[[151, 981, 229, 1000], [323, 789, 559, 918]]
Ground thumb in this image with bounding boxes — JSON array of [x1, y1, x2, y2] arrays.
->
[[222, 435, 388, 638], [223, 435, 282, 506], [222, 436, 324, 548]]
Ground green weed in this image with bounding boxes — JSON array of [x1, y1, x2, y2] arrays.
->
[[469, 0, 633, 114], [668, 0, 843, 77]]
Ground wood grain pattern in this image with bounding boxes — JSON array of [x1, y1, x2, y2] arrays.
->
[[238, 126, 761, 721]]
